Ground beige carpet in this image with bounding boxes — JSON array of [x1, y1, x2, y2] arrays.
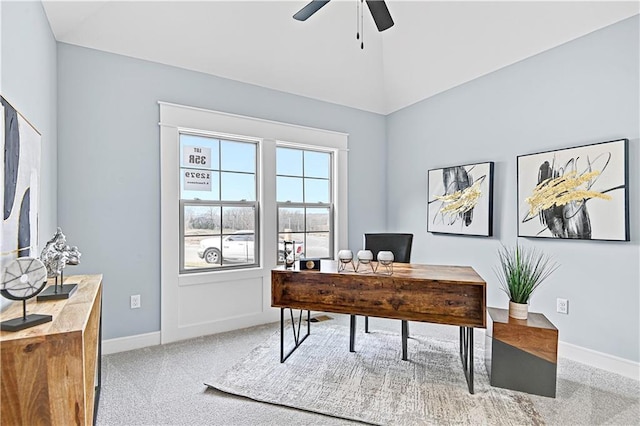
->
[[206, 321, 543, 425]]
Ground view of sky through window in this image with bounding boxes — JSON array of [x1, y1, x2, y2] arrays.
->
[[179, 134, 259, 271], [277, 146, 332, 260], [179, 134, 333, 270]]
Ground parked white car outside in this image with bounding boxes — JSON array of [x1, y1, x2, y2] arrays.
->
[[197, 231, 303, 264]]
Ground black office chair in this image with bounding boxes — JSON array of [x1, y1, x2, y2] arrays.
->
[[349, 233, 413, 360]]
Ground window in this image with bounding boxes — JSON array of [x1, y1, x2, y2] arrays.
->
[[276, 146, 333, 261], [160, 102, 348, 342], [179, 133, 259, 272]]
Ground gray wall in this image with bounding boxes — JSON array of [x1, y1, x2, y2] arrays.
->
[[57, 43, 387, 339], [386, 16, 639, 362], [1, 1, 58, 309]]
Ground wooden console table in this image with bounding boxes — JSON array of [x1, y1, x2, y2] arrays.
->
[[272, 261, 486, 393], [1, 274, 103, 425], [485, 307, 558, 397]]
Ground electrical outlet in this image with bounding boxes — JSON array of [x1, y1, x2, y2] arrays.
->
[[130, 294, 141, 309], [556, 298, 568, 314]]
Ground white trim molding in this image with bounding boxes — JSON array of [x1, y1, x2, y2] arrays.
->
[[559, 340, 639, 381], [102, 331, 161, 355]]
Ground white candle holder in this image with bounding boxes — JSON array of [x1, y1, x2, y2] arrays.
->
[[375, 250, 394, 275], [337, 250, 355, 272], [355, 250, 375, 273]]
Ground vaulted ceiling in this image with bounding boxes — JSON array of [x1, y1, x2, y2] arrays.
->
[[43, 1, 639, 114]]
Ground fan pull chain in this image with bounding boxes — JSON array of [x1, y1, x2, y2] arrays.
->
[[360, 0, 364, 49], [356, 0, 360, 40]]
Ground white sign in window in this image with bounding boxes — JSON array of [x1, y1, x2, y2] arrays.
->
[[183, 169, 212, 191], [183, 146, 211, 168]]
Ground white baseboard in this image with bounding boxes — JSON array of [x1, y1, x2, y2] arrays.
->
[[102, 331, 161, 355], [101, 327, 639, 382], [559, 341, 639, 381]]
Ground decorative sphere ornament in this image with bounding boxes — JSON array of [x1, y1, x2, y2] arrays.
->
[[375, 251, 395, 275], [1, 258, 53, 331], [377, 251, 394, 265], [355, 250, 374, 273], [338, 250, 354, 272], [338, 250, 353, 261], [1, 258, 48, 300], [356, 250, 373, 263]]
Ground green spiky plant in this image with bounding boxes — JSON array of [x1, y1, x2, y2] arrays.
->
[[495, 244, 559, 304]]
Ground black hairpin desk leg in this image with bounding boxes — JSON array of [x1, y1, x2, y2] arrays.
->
[[280, 308, 310, 363]]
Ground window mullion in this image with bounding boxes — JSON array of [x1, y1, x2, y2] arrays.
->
[[218, 140, 222, 203]]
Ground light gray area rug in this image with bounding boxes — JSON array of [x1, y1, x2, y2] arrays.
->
[[206, 322, 543, 425]]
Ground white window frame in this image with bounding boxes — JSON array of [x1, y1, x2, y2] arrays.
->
[[159, 102, 348, 343], [276, 143, 335, 262], [178, 132, 260, 274]]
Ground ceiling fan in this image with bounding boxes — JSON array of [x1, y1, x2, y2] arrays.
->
[[293, 0, 394, 48]]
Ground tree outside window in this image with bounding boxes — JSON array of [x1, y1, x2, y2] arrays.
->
[[276, 147, 333, 261]]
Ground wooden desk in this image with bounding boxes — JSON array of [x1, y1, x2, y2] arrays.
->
[[1, 275, 103, 425], [272, 261, 486, 393]]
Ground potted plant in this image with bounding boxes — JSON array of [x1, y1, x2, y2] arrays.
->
[[495, 244, 559, 320]]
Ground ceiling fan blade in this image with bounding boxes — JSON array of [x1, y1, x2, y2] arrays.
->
[[365, 0, 394, 32], [293, 0, 331, 21]]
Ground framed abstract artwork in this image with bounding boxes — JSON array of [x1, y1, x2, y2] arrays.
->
[[1, 96, 42, 273], [517, 139, 629, 241], [427, 162, 494, 237]]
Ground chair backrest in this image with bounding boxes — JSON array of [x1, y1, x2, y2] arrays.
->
[[364, 233, 413, 263]]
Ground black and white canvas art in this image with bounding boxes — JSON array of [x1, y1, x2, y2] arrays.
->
[[427, 162, 494, 237], [517, 139, 629, 241], [1, 96, 41, 273]]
